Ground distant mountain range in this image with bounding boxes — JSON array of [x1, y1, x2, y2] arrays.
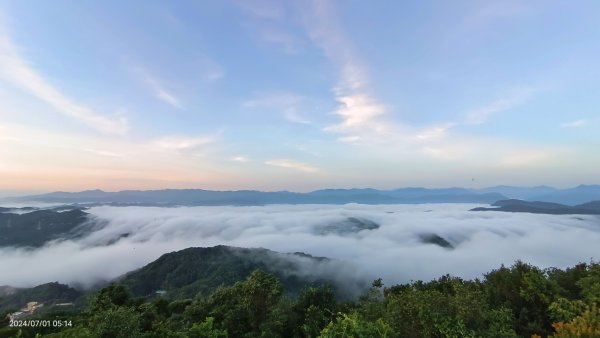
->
[[471, 199, 600, 215], [12, 185, 600, 206], [15, 187, 503, 205]]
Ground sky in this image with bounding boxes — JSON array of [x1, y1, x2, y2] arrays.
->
[[0, 0, 599, 193]]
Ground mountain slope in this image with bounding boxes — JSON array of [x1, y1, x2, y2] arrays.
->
[[0, 282, 82, 313], [0, 209, 89, 247], [117, 245, 359, 299], [470, 199, 600, 215], [527, 185, 600, 205]]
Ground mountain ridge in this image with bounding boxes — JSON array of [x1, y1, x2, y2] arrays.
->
[[116, 245, 364, 299], [15, 185, 600, 206], [471, 199, 600, 215], [16, 187, 507, 205]]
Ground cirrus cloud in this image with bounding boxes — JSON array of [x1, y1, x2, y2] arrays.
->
[[0, 24, 128, 135]]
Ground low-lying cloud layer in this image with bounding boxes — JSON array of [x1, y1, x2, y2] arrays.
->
[[1, 204, 599, 289]]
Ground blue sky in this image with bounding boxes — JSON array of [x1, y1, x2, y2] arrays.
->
[[0, 0, 599, 192]]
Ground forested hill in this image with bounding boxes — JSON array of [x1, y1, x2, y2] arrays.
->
[[0, 283, 82, 314], [117, 245, 358, 299], [2, 260, 598, 337], [0, 209, 89, 247]]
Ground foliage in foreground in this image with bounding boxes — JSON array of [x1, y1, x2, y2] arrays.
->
[[1, 261, 599, 338]]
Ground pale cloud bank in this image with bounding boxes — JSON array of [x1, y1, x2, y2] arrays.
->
[[0, 204, 598, 289]]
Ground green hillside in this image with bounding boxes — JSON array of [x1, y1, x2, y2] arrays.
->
[[117, 245, 344, 299], [0, 282, 82, 313], [0, 209, 88, 247], [0, 244, 597, 337], [2, 260, 598, 338]]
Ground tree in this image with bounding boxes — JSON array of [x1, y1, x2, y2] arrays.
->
[[88, 306, 143, 338], [318, 312, 391, 338], [188, 317, 227, 338], [242, 270, 284, 333], [89, 284, 131, 312], [550, 304, 600, 338], [295, 285, 337, 337]]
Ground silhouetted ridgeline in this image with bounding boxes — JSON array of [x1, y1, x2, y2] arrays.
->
[[471, 199, 600, 215], [19, 188, 506, 205], [13, 184, 600, 206]]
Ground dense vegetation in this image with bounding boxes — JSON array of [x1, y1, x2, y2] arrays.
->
[[0, 210, 88, 247], [1, 261, 598, 338], [118, 246, 339, 300], [0, 283, 82, 314]]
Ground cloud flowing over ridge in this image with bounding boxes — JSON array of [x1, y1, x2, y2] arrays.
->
[[1, 204, 599, 289]]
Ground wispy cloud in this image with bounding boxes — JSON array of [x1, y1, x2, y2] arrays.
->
[[152, 135, 217, 153], [497, 149, 558, 167], [266, 159, 320, 173], [236, 0, 304, 53], [305, 1, 366, 92], [0, 125, 22, 142], [81, 148, 124, 158], [236, 0, 285, 21], [198, 56, 224, 82], [0, 27, 128, 135], [155, 87, 182, 108], [294, 144, 321, 157], [299, 1, 469, 157], [463, 2, 528, 30], [259, 27, 302, 54], [230, 155, 251, 162], [302, 0, 392, 145], [440, 2, 528, 51], [323, 94, 388, 138], [0, 135, 21, 142], [244, 92, 312, 124], [422, 144, 473, 161], [466, 87, 535, 125], [561, 119, 588, 128], [0, 122, 230, 191], [133, 67, 183, 109], [416, 123, 456, 140], [298, 3, 556, 170]]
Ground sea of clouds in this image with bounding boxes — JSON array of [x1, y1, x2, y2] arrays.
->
[[1, 203, 599, 289]]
